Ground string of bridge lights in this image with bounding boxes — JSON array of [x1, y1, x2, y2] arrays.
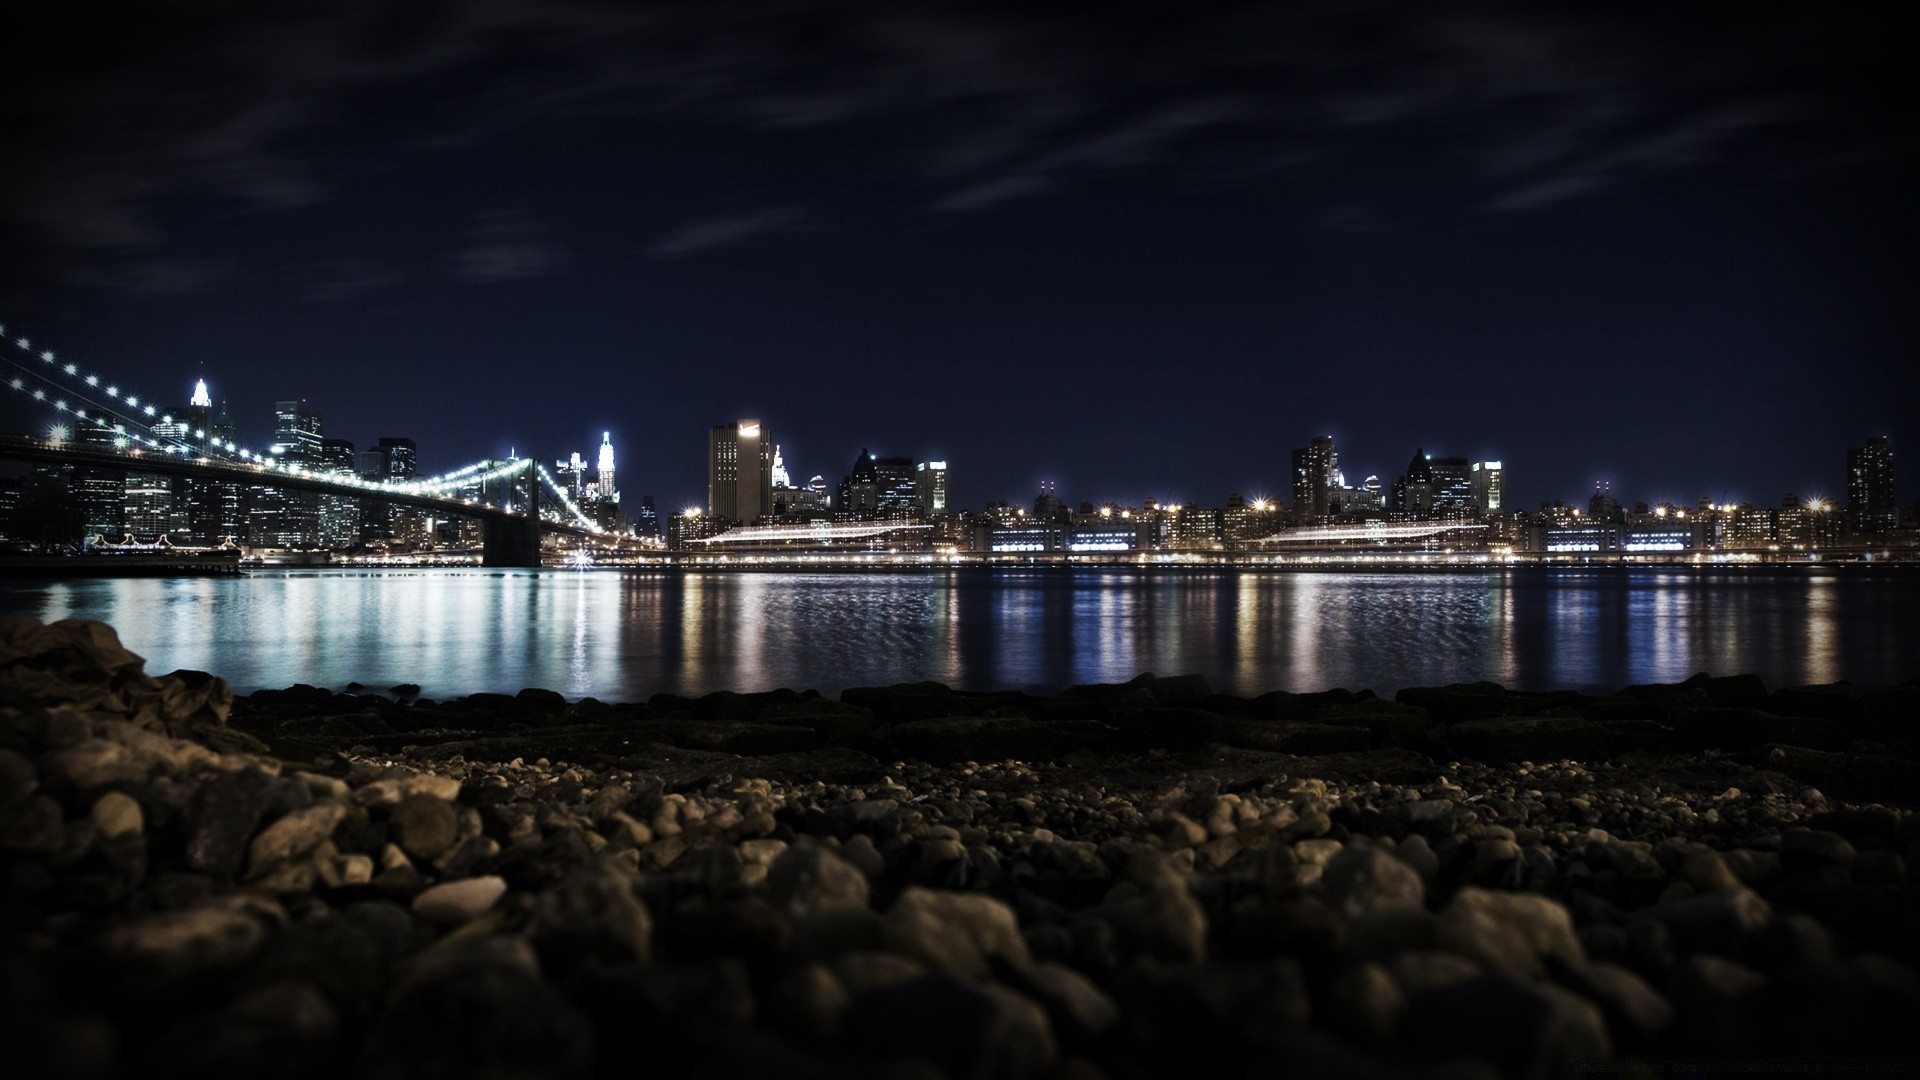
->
[[0, 319, 597, 518]]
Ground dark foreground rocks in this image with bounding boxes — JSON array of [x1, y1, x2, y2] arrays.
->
[[5, 618, 1920, 1079]]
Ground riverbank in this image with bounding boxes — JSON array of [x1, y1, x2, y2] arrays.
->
[[4, 617, 1918, 1078]]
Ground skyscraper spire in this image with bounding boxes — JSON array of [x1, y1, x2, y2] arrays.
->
[[190, 378, 212, 408]]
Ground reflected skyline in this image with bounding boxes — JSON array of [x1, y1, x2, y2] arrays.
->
[[2, 569, 1913, 701]]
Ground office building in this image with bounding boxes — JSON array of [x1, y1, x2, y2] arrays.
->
[[1470, 461, 1504, 514], [253, 401, 324, 546], [709, 420, 772, 523], [1291, 435, 1336, 519], [916, 460, 949, 517], [1430, 456, 1474, 511], [1393, 449, 1436, 515], [1848, 436, 1896, 533], [318, 438, 360, 549]]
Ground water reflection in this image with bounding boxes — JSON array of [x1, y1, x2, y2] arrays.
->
[[0, 569, 1912, 700]]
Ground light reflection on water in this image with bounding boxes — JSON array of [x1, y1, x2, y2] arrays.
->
[[0, 569, 1912, 701]]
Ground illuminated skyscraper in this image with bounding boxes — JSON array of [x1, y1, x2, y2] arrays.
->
[[1291, 435, 1336, 519], [597, 432, 618, 502], [1848, 435, 1895, 533], [708, 420, 771, 522]]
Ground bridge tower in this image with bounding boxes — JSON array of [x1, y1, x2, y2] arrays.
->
[[478, 457, 542, 568]]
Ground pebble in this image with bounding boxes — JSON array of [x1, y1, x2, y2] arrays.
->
[[409, 875, 507, 925]]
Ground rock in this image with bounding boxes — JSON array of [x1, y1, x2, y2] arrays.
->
[[104, 896, 281, 975], [1395, 835, 1440, 879], [1399, 974, 1612, 1080], [845, 973, 1057, 1080], [1677, 846, 1741, 893], [1326, 962, 1403, 1044], [1780, 828, 1856, 869], [358, 936, 590, 1080], [1435, 887, 1585, 979], [2, 793, 64, 856], [767, 845, 871, 915], [1388, 950, 1482, 997], [530, 861, 652, 968], [1010, 962, 1120, 1043], [186, 770, 274, 878], [89, 790, 144, 840], [1320, 844, 1426, 917], [771, 963, 849, 1046], [247, 802, 347, 877], [410, 876, 507, 926], [388, 794, 458, 861], [1574, 961, 1673, 1043], [1670, 955, 1769, 1055], [880, 887, 1031, 978], [1629, 887, 1771, 956], [0, 747, 35, 803]]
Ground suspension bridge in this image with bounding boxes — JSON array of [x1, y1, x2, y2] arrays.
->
[[0, 321, 645, 566]]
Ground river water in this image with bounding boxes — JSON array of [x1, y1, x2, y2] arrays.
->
[[2, 568, 1914, 701]]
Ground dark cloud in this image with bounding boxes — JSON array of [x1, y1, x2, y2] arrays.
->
[[0, 1, 1907, 290]]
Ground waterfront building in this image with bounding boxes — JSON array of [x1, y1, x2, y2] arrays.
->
[[990, 522, 1067, 553], [709, 421, 771, 523], [667, 509, 729, 550], [1470, 461, 1504, 514], [1223, 495, 1284, 542], [1291, 435, 1336, 520], [916, 460, 949, 517], [317, 438, 360, 549], [123, 471, 181, 541], [1848, 435, 1896, 533], [252, 401, 324, 547], [1544, 524, 1622, 553], [72, 422, 126, 546], [1777, 494, 1844, 551], [1723, 505, 1777, 550], [1166, 504, 1225, 548]]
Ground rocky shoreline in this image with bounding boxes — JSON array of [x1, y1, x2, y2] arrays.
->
[[4, 617, 1919, 1079]]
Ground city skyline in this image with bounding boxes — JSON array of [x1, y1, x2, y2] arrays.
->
[[1, 2, 1911, 512], [1, 358, 1903, 525]]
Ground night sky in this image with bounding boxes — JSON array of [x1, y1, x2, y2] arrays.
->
[[2, 1, 1913, 514]]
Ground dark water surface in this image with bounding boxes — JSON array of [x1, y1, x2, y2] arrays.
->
[[2, 568, 1915, 700]]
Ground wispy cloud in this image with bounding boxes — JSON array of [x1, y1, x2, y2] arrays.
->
[[645, 207, 807, 259], [292, 257, 410, 302], [446, 211, 570, 283]]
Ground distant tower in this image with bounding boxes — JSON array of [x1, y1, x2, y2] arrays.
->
[[771, 444, 791, 489], [1847, 435, 1895, 533], [708, 420, 770, 522], [1291, 435, 1337, 519], [597, 431, 618, 503], [190, 379, 212, 409]]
